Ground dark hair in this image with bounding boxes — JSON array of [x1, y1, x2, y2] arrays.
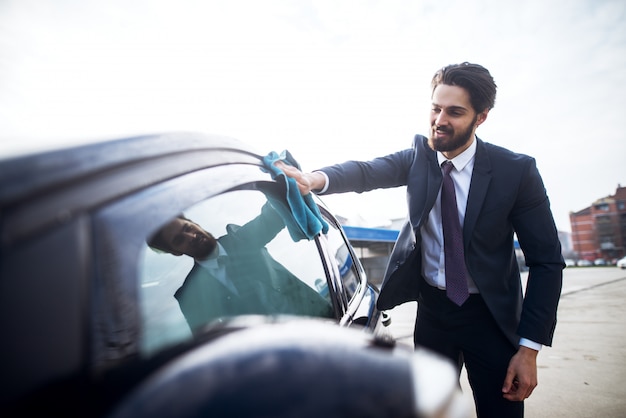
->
[[147, 214, 188, 254], [431, 62, 497, 113], [147, 229, 171, 253]]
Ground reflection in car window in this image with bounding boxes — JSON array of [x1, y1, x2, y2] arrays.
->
[[139, 189, 334, 355]]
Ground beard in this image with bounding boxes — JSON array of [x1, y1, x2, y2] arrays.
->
[[429, 114, 477, 153], [191, 233, 218, 260]]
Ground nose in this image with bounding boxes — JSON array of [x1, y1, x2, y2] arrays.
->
[[434, 111, 447, 126], [182, 229, 197, 243]]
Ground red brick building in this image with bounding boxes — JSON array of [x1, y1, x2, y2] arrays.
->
[[569, 185, 626, 261]]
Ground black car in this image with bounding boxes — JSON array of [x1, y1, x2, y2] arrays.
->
[[0, 132, 467, 417]]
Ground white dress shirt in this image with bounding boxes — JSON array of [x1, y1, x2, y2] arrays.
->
[[197, 243, 239, 295], [421, 139, 479, 293]]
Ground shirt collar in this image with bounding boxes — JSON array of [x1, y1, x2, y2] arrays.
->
[[197, 242, 227, 269], [437, 136, 477, 172]]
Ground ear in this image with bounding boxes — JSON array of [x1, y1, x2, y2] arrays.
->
[[475, 109, 489, 127]]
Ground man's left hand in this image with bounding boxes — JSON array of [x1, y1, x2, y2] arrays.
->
[[502, 346, 538, 401]]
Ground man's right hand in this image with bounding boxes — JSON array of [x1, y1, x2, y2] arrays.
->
[[274, 162, 326, 196]]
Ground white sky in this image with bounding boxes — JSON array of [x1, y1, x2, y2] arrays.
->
[[1, 0, 625, 232]]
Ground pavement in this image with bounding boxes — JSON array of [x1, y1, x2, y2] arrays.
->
[[386, 267, 626, 417]]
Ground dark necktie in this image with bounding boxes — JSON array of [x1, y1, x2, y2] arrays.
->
[[216, 256, 239, 295], [441, 161, 469, 306]]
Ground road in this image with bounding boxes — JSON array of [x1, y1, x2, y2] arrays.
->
[[386, 266, 626, 417]]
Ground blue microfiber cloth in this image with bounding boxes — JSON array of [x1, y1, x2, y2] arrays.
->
[[262, 150, 329, 241]]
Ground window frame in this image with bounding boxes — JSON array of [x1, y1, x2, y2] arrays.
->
[[314, 203, 370, 327]]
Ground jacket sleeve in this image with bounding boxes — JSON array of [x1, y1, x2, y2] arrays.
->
[[224, 202, 286, 249], [318, 148, 416, 195], [512, 157, 564, 346]]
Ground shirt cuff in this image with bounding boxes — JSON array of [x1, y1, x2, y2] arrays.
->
[[519, 338, 542, 351], [314, 171, 329, 194]]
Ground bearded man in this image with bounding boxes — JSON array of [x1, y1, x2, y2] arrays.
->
[[278, 63, 564, 418], [148, 202, 333, 332]]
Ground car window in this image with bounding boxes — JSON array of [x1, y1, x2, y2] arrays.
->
[[138, 188, 334, 355], [322, 219, 361, 302]]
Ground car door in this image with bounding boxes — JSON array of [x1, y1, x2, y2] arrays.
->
[[89, 159, 368, 372]]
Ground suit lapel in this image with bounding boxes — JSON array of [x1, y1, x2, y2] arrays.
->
[[412, 136, 442, 227], [425, 142, 443, 219], [464, 138, 492, 247]]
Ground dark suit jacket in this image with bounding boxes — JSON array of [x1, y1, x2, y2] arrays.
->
[[175, 203, 333, 332], [319, 135, 564, 347]]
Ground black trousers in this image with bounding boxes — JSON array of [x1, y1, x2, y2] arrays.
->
[[414, 278, 524, 418]]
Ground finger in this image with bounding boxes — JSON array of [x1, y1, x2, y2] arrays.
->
[[503, 378, 536, 402], [501, 369, 516, 394], [278, 163, 302, 179], [273, 164, 314, 195], [273, 161, 290, 171], [523, 380, 537, 399], [289, 171, 312, 195], [506, 380, 525, 401]]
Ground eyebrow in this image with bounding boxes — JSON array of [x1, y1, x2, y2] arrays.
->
[[432, 103, 469, 112], [177, 221, 191, 236]]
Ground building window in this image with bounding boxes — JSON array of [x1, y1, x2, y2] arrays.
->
[[596, 215, 611, 224]]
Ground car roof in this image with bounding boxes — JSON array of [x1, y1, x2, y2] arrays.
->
[[0, 132, 265, 248], [0, 132, 260, 204]]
